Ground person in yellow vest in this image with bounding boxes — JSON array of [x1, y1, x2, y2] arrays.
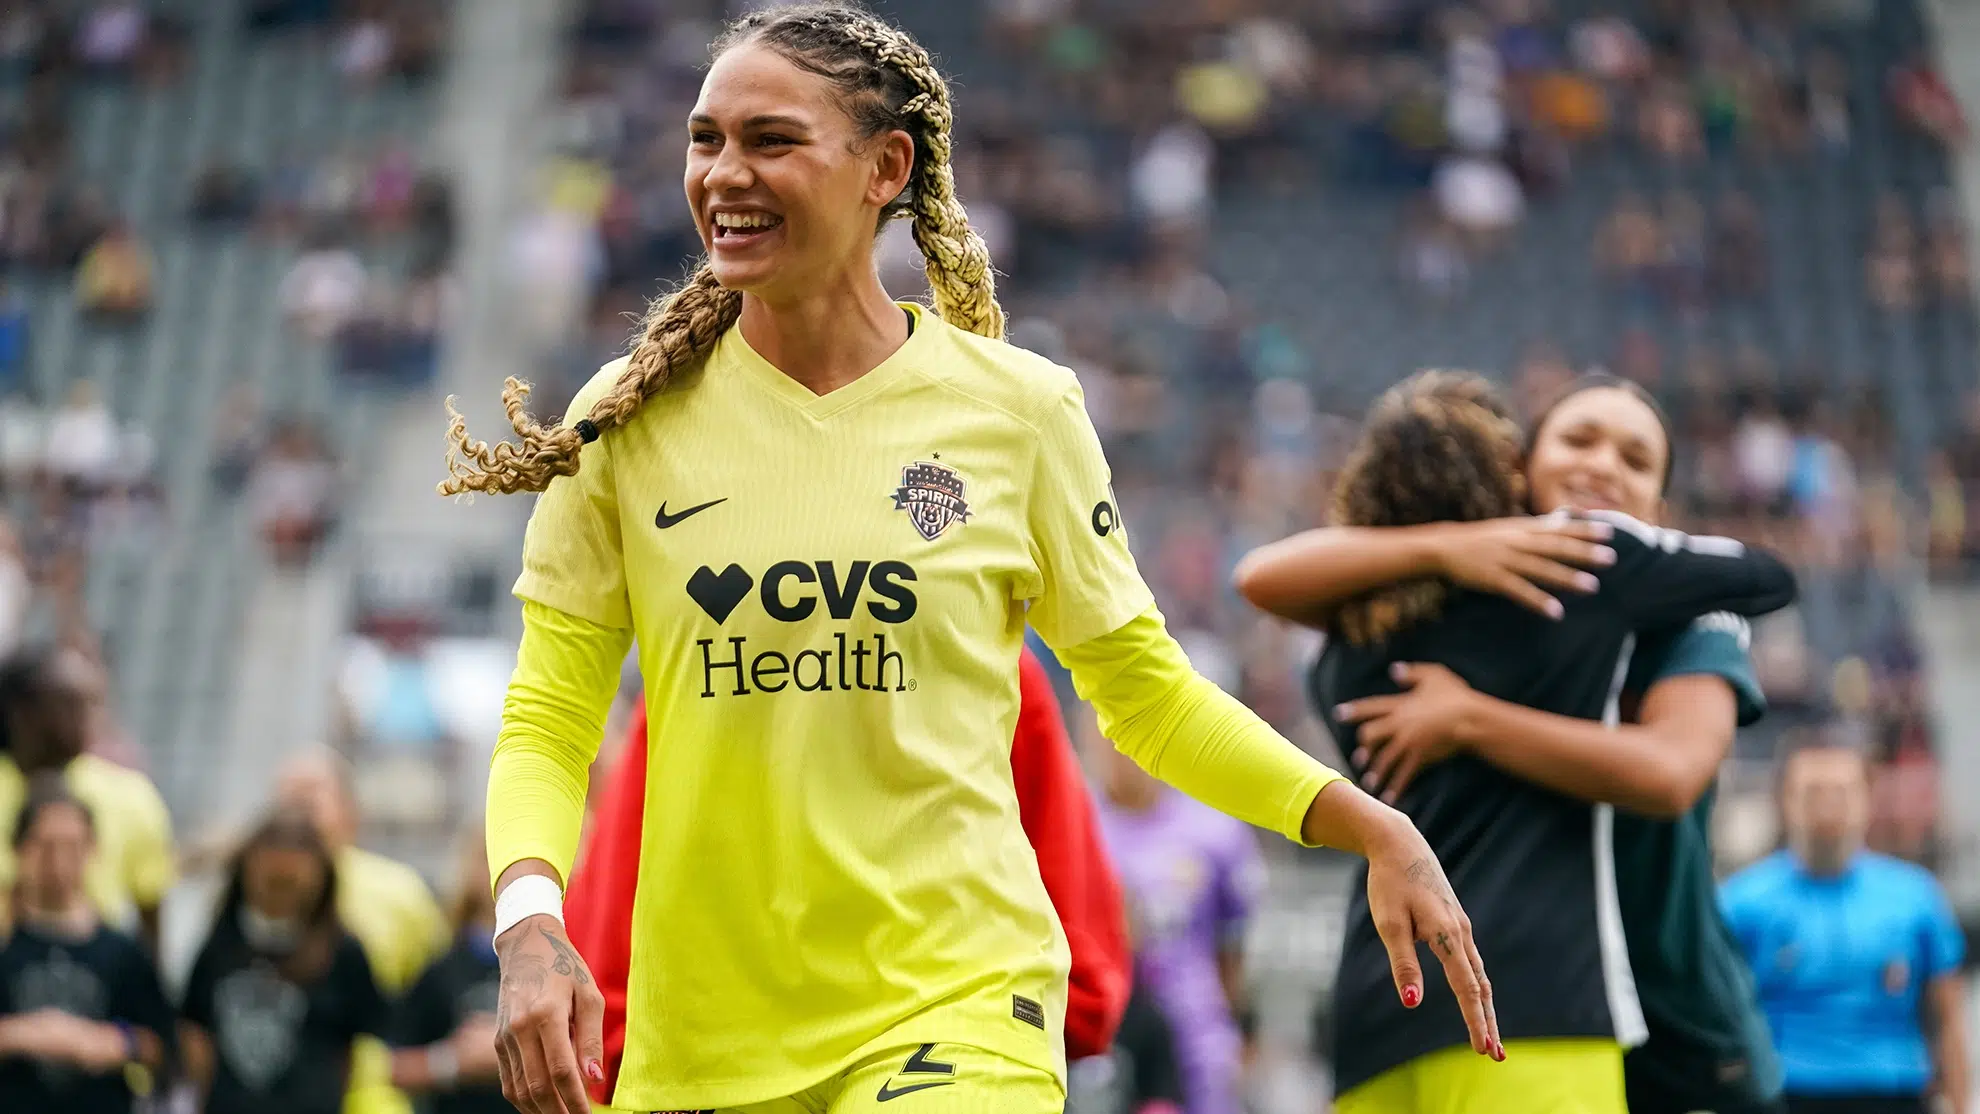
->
[[0, 647, 174, 950], [276, 750, 449, 1114]]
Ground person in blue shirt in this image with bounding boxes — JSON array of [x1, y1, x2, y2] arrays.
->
[[1721, 743, 1970, 1114]]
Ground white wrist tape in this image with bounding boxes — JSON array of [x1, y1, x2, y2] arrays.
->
[[492, 874, 564, 945], [425, 1043, 460, 1089]]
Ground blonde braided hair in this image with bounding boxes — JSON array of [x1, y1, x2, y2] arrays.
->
[[438, 3, 1001, 497]]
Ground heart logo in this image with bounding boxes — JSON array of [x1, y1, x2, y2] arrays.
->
[[686, 563, 754, 623]]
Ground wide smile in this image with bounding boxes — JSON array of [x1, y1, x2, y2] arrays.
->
[[710, 210, 785, 252]]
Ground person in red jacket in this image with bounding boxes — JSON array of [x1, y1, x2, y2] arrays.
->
[[564, 646, 1132, 1106]]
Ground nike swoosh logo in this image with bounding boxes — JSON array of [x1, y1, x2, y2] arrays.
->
[[875, 1080, 957, 1102], [654, 498, 727, 529]]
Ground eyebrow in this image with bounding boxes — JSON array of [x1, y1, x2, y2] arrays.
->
[[688, 113, 812, 131]]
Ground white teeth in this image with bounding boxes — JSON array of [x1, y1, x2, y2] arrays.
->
[[714, 212, 781, 230]]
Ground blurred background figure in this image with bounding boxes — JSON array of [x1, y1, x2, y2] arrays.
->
[[0, 648, 172, 950], [0, 776, 174, 1113], [273, 749, 445, 1114], [1097, 733, 1262, 1114], [384, 836, 504, 1113], [1723, 743, 1970, 1114], [179, 809, 387, 1114]]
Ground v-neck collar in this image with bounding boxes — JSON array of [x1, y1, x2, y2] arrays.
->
[[727, 301, 932, 420]]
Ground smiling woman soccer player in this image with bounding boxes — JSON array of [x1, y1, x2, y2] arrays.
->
[[1238, 374, 1793, 1114], [1285, 371, 1796, 1114], [437, 7, 1497, 1114]]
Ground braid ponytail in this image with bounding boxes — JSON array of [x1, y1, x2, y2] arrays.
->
[[863, 30, 1003, 339], [438, 265, 740, 496]]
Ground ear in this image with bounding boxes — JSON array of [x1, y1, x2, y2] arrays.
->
[[867, 128, 916, 211]]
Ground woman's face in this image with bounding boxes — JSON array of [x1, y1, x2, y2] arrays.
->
[[1525, 387, 1669, 522], [685, 42, 915, 302], [16, 803, 91, 908], [242, 845, 326, 922]]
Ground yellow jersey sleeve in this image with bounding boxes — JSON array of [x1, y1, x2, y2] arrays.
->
[[512, 368, 634, 629], [112, 767, 176, 909], [1023, 380, 1154, 649], [1056, 606, 1345, 844], [486, 600, 633, 887]]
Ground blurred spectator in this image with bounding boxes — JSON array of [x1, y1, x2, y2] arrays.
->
[[1433, 154, 1522, 249], [73, 223, 154, 324], [1867, 195, 1923, 316], [189, 160, 260, 227], [337, 615, 447, 760], [275, 751, 448, 1114], [74, 3, 146, 77], [1098, 742, 1261, 1114], [384, 839, 506, 1112], [1710, 191, 1769, 301], [1800, 49, 1853, 154], [179, 810, 389, 1114], [1721, 745, 1970, 1113], [1131, 120, 1215, 235], [43, 382, 119, 496], [0, 648, 175, 949], [0, 285, 29, 397], [245, 418, 337, 568], [1596, 193, 1663, 297], [280, 236, 367, 339], [0, 777, 176, 1112], [1890, 52, 1968, 148]]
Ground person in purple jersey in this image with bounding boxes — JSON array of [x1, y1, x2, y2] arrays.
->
[[1097, 740, 1263, 1114]]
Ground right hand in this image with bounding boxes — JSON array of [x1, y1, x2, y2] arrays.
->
[[1432, 516, 1617, 618], [1362, 808, 1503, 1061], [494, 913, 606, 1114]]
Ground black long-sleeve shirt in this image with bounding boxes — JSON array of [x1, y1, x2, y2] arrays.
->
[[1313, 511, 1797, 1093]]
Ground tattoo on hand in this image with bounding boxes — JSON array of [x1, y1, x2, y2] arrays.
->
[[1405, 858, 1433, 887], [1437, 932, 1454, 957], [541, 926, 592, 988]]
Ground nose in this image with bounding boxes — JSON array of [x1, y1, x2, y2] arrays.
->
[[1576, 439, 1625, 482], [700, 136, 753, 196]]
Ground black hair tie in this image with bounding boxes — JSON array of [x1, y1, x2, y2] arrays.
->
[[574, 419, 600, 444]]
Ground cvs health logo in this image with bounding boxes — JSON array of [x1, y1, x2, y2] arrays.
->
[[683, 559, 919, 698]]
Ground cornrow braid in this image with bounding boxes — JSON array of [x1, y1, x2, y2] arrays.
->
[[437, 3, 998, 497], [1331, 371, 1527, 646]]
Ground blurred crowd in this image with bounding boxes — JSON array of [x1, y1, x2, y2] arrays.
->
[[518, 0, 1962, 877]]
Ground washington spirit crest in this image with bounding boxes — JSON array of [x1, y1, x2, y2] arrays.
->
[[891, 460, 970, 541]]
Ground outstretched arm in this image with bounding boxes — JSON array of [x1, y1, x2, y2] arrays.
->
[[1234, 518, 1614, 627], [1055, 607, 1501, 1059]]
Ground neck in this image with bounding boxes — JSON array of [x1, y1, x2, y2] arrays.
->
[[18, 894, 94, 937], [1793, 842, 1858, 876], [738, 272, 908, 396]]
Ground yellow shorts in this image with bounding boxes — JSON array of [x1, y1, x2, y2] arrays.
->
[[1334, 1037, 1626, 1114], [607, 1042, 1063, 1114]]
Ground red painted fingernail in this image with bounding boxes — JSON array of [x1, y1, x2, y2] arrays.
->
[[1401, 985, 1421, 1008], [1493, 1041, 1506, 1061]]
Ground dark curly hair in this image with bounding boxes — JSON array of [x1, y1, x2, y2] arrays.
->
[[1331, 370, 1526, 646]]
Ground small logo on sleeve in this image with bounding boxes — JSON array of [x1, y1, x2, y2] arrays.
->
[[1012, 994, 1046, 1030], [892, 460, 970, 541]]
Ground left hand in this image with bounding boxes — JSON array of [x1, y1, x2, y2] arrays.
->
[[1335, 663, 1479, 803]]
